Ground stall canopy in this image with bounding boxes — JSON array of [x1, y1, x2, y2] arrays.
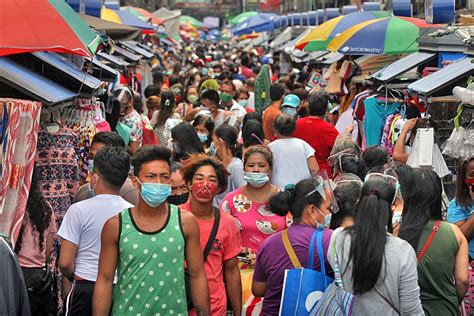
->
[[0, 57, 76, 105], [113, 46, 142, 63], [154, 8, 181, 39], [118, 41, 154, 59], [30, 52, 102, 94], [408, 57, 474, 96], [97, 52, 129, 67], [270, 27, 292, 49], [80, 13, 141, 41], [84, 56, 119, 82], [371, 52, 437, 82], [314, 51, 344, 64]]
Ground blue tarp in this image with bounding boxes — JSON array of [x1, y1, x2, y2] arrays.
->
[[0, 57, 76, 105], [438, 52, 465, 67], [113, 9, 154, 31], [232, 13, 278, 35]]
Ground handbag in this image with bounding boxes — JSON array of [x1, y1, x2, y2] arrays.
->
[[185, 207, 220, 310], [311, 233, 354, 316], [279, 229, 333, 316]]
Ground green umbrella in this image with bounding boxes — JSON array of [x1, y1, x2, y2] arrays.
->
[[229, 11, 258, 26], [180, 15, 204, 28]]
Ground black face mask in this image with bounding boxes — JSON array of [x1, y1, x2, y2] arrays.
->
[[167, 192, 190, 205]]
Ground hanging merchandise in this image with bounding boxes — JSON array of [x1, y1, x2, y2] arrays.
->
[[407, 127, 450, 178], [0, 99, 42, 245]]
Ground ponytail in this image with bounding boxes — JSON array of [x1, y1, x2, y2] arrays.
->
[[347, 177, 395, 295]]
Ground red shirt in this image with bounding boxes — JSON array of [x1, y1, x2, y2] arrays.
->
[[292, 116, 339, 177], [241, 66, 254, 79], [180, 202, 242, 316]]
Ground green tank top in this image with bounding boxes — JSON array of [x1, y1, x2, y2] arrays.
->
[[417, 220, 459, 316], [112, 205, 187, 316]]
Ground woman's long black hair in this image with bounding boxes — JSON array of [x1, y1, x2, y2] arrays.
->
[[15, 168, 53, 253], [215, 124, 242, 159], [171, 122, 205, 161], [398, 169, 442, 251], [346, 176, 396, 295], [154, 91, 176, 127]]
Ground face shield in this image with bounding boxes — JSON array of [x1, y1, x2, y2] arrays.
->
[[305, 170, 339, 213], [364, 169, 402, 205]]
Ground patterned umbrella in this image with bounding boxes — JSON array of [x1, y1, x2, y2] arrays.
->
[[101, 7, 155, 33], [0, 0, 102, 57], [296, 11, 390, 52], [327, 17, 440, 55]]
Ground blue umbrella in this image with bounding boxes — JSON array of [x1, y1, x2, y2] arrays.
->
[[232, 13, 278, 35]]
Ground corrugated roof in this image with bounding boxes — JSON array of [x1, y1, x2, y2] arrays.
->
[[0, 57, 76, 105], [371, 52, 437, 82], [408, 57, 474, 95], [85, 56, 119, 82]]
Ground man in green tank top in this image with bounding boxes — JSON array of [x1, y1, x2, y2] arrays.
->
[[93, 146, 210, 316]]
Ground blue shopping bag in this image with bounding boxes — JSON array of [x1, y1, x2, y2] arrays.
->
[[279, 229, 334, 316]]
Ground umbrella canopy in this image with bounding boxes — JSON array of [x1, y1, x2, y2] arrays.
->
[[232, 13, 278, 35], [101, 7, 154, 33], [230, 11, 258, 26], [180, 15, 204, 28], [80, 14, 141, 41], [327, 17, 440, 55], [120, 6, 163, 26], [0, 0, 102, 57], [296, 11, 390, 51]]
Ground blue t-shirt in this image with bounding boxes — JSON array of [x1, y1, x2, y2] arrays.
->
[[447, 199, 474, 258], [363, 97, 400, 147]]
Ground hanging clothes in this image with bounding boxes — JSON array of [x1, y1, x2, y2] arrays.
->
[[35, 126, 80, 225], [363, 97, 400, 147], [0, 98, 42, 243]]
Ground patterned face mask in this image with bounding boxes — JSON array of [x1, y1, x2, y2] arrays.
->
[[191, 180, 218, 201]]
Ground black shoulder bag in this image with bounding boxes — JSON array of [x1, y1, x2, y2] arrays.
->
[[185, 207, 220, 310]]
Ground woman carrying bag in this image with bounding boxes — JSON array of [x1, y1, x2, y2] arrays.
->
[[251, 177, 334, 315]]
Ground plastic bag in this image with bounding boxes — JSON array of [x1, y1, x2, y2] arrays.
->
[[442, 126, 467, 158]]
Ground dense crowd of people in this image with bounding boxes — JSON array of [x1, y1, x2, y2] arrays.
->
[[13, 42, 474, 316]]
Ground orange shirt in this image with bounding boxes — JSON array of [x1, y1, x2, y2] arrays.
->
[[262, 105, 281, 141], [181, 202, 242, 315]]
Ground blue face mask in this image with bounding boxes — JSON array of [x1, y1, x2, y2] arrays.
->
[[238, 99, 249, 107], [197, 133, 208, 143], [209, 142, 216, 156], [243, 172, 269, 188], [138, 180, 171, 207], [88, 159, 94, 174], [317, 208, 332, 228], [89, 175, 97, 197]]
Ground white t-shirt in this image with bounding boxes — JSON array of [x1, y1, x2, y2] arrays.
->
[[58, 194, 133, 281], [268, 138, 316, 189]]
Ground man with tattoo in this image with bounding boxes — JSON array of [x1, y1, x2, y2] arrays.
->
[[92, 146, 210, 315]]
